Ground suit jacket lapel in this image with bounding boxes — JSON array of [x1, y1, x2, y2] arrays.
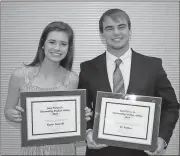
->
[[93, 50, 143, 94], [127, 50, 142, 94], [94, 52, 112, 92]]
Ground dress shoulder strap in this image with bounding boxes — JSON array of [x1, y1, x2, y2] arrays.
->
[[63, 71, 71, 86], [21, 66, 31, 87], [64, 71, 78, 86]]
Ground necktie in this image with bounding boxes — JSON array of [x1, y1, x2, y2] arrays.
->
[[113, 59, 125, 94]]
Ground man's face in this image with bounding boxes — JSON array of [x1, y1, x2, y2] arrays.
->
[[102, 16, 131, 52]]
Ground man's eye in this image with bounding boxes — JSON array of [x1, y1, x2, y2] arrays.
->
[[118, 25, 126, 29], [106, 28, 113, 31], [61, 43, 67, 46]]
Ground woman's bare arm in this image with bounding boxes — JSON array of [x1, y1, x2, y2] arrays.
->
[[4, 68, 24, 122]]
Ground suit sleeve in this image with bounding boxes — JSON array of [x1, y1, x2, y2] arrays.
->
[[78, 63, 93, 130], [155, 59, 179, 145]]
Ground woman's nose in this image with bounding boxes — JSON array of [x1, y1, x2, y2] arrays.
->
[[54, 43, 60, 50]]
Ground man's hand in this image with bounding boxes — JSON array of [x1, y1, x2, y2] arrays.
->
[[144, 137, 166, 155], [86, 129, 107, 149]]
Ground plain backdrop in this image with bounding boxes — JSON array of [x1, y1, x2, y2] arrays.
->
[[1, 1, 179, 155]]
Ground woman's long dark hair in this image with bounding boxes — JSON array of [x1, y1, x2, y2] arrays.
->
[[27, 21, 74, 71]]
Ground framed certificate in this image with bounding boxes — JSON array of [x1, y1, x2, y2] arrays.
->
[[93, 91, 162, 151], [20, 89, 86, 147]]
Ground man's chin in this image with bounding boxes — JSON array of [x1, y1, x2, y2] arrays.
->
[[112, 46, 123, 50]]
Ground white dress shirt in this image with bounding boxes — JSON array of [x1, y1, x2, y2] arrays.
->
[[106, 47, 132, 93]]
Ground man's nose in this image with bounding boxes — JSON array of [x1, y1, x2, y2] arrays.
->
[[113, 28, 120, 35]]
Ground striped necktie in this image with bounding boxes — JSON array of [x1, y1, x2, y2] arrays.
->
[[113, 59, 125, 94]]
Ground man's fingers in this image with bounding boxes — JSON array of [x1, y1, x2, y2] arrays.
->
[[153, 137, 165, 155], [88, 143, 107, 149], [87, 138, 107, 149], [153, 147, 163, 155], [86, 132, 98, 149], [15, 105, 24, 112], [95, 144, 108, 149], [144, 150, 154, 155], [87, 138, 96, 149], [87, 140, 98, 149], [86, 129, 107, 149]]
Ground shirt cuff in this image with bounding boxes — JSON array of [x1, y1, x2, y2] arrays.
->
[[159, 137, 167, 149], [86, 129, 93, 135]]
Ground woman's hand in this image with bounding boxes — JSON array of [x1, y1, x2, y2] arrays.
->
[[5, 105, 24, 122], [85, 107, 93, 121]]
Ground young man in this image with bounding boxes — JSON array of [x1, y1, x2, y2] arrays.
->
[[78, 9, 179, 156]]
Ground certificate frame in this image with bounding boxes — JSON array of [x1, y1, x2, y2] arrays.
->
[[93, 91, 162, 151], [20, 89, 86, 147]]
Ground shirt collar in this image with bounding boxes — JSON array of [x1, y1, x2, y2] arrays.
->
[[106, 47, 132, 64]]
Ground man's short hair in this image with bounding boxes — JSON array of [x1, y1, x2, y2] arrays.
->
[[99, 8, 131, 33]]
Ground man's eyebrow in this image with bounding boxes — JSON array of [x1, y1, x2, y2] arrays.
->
[[104, 23, 127, 29], [104, 26, 113, 29], [118, 23, 127, 27]]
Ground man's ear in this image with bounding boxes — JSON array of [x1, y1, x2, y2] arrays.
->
[[129, 30, 132, 41], [99, 33, 106, 45]]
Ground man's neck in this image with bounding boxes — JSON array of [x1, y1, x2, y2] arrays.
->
[[107, 46, 130, 58]]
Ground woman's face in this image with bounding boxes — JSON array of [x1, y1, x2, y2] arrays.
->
[[44, 30, 69, 63]]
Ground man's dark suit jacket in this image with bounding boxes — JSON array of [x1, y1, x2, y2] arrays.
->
[[78, 49, 179, 156]]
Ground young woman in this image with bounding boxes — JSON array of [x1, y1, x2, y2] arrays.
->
[[4, 21, 79, 155]]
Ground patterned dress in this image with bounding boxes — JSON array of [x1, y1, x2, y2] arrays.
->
[[18, 66, 78, 155]]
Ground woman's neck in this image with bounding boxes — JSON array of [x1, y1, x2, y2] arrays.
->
[[39, 58, 62, 77]]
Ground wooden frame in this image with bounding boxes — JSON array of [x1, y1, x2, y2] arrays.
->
[[20, 89, 86, 147], [93, 91, 162, 151]]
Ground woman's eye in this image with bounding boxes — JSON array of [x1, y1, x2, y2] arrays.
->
[[60, 42, 68, 46], [49, 41, 56, 44]]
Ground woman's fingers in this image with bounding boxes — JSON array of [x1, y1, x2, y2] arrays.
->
[[85, 117, 91, 121], [12, 114, 22, 118], [15, 105, 24, 112], [12, 113, 22, 122], [11, 109, 21, 115], [13, 117, 22, 122], [85, 107, 93, 116], [85, 112, 93, 117], [85, 107, 93, 121], [10, 106, 24, 122]]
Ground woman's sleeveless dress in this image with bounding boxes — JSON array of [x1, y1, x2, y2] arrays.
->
[[18, 66, 77, 155]]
